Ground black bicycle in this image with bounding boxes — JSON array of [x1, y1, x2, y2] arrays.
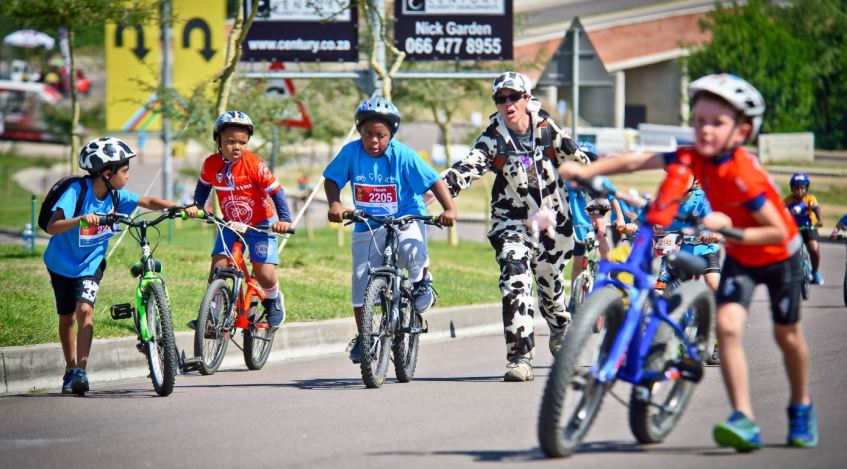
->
[[343, 210, 441, 388]]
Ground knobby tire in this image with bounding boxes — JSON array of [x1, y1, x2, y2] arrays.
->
[[194, 279, 232, 375], [392, 280, 419, 383], [360, 276, 393, 388], [244, 302, 275, 370], [145, 282, 177, 397]]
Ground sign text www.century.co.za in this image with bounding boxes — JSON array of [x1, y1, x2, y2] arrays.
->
[[393, 0, 513, 61]]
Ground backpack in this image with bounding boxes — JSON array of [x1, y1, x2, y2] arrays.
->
[[38, 176, 91, 232], [491, 113, 557, 172]]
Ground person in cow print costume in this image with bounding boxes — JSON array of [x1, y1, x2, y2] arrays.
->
[[442, 71, 590, 382]]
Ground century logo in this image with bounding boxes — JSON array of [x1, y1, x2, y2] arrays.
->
[[403, 0, 504, 15]]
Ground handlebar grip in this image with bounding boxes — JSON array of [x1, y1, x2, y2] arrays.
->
[[179, 209, 207, 220], [719, 227, 744, 240]]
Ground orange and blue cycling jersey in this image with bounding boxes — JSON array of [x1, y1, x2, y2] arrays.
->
[[664, 146, 800, 268], [198, 150, 281, 225], [783, 194, 819, 228]]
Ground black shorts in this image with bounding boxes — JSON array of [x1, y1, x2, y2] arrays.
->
[[716, 251, 802, 325], [800, 227, 819, 244], [48, 261, 106, 315], [702, 251, 721, 274], [573, 241, 586, 257]]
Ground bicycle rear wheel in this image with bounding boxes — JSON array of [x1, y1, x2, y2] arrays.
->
[[244, 302, 274, 370], [144, 282, 177, 397], [393, 280, 420, 383], [538, 286, 624, 458], [628, 281, 713, 444], [360, 276, 393, 388], [194, 278, 232, 375]]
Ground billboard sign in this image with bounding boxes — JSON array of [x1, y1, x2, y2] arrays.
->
[[241, 0, 359, 62], [393, 0, 513, 61]]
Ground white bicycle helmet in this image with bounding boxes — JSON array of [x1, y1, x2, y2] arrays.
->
[[492, 71, 532, 96], [79, 137, 137, 173], [688, 73, 765, 140], [213, 110, 254, 141]]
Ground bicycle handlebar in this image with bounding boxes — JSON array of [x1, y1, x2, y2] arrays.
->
[[95, 207, 193, 228], [342, 210, 442, 228], [193, 210, 296, 235]]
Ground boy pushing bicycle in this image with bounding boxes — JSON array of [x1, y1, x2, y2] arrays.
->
[[323, 97, 456, 364], [558, 74, 817, 450]]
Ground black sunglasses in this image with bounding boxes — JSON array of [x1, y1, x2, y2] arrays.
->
[[493, 92, 525, 104]]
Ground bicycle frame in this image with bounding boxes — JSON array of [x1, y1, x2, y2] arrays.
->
[[132, 242, 167, 342], [367, 220, 406, 334], [590, 225, 701, 385], [218, 240, 266, 331]]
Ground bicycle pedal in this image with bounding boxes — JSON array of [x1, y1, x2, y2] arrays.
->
[[180, 358, 203, 373], [135, 341, 144, 354], [421, 319, 428, 333], [110, 303, 134, 320], [671, 356, 703, 383]]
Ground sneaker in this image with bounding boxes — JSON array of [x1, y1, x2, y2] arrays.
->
[[504, 357, 534, 382], [549, 328, 569, 355], [706, 341, 720, 366], [70, 368, 89, 396], [348, 336, 362, 364], [413, 272, 437, 312], [61, 368, 75, 394], [787, 401, 818, 447], [263, 293, 285, 329], [811, 271, 824, 285], [713, 410, 762, 452]]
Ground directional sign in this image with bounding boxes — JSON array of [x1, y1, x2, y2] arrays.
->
[[106, 22, 161, 131], [265, 62, 312, 129], [173, 0, 225, 99]]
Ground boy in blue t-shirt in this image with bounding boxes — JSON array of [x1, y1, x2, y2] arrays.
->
[[323, 97, 456, 363], [44, 137, 178, 395]]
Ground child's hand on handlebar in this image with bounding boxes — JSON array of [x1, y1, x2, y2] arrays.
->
[[272, 220, 292, 234], [327, 202, 346, 223], [81, 213, 100, 226], [183, 205, 201, 218], [437, 208, 457, 227]]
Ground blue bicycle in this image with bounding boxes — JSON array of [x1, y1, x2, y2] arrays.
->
[[538, 185, 740, 457]]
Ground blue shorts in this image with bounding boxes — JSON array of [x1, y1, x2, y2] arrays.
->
[[212, 223, 279, 264]]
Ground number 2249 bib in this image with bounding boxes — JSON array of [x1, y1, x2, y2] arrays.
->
[[354, 183, 398, 216]]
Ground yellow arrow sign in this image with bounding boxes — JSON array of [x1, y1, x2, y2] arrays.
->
[[105, 22, 162, 132], [173, 0, 225, 100]]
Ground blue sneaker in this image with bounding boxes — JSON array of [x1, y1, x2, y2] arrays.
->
[[70, 368, 89, 395], [811, 271, 824, 285], [788, 402, 818, 447], [713, 410, 762, 452], [61, 368, 75, 394], [348, 336, 361, 364], [412, 273, 436, 313], [263, 294, 285, 330]]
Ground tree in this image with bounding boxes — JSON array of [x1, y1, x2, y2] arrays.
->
[[686, 0, 815, 136], [1, 0, 157, 173]]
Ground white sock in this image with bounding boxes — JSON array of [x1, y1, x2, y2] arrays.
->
[[264, 283, 279, 300]]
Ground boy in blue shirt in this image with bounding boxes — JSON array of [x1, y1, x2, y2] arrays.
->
[[44, 137, 178, 395], [323, 97, 456, 363]]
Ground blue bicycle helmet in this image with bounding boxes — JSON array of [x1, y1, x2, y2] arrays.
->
[[355, 97, 401, 136], [790, 172, 810, 188], [577, 141, 599, 162], [213, 110, 254, 141]]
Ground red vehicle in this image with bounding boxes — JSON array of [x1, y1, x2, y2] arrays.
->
[[0, 79, 64, 143]]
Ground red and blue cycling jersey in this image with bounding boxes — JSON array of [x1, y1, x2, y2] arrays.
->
[[198, 151, 281, 225]]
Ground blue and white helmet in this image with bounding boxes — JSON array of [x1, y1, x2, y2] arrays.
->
[[213, 110, 254, 141], [790, 172, 810, 188], [577, 141, 599, 162], [355, 97, 401, 135], [688, 74, 765, 140], [492, 71, 532, 97], [79, 137, 136, 173]]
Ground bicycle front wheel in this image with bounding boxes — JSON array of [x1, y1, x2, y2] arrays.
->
[[393, 280, 420, 383], [244, 302, 275, 370], [628, 281, 713, 444], [194, 278, 232, 375], [801, 248, 811, 300], [538, 286, 624, 458], [144, 282, 177, 397], [360, 276, 393, 388]]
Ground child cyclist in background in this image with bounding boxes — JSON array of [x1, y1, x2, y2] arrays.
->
[[45, 137, 180, 395], [784, 172, 824, 284], [185, 111, 293, 330], [323, 97, 456, 364], [558, 74, 817, 451]]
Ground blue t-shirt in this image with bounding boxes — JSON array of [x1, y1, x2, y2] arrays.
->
[[323, 139, 439, 232], [43, 178, 140, 277], [566, 187, 592, 242], [666, 188, 717, 256], [838, 214, 847, 229]]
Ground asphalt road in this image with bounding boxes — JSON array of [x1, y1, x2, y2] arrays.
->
[[1, 241, 844, 468]]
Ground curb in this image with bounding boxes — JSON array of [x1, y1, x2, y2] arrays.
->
[[0, 303, 508, 395]]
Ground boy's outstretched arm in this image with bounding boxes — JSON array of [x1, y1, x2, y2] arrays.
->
[[428, 179, 457, 227], [558, 152, 663, 181], [704, 199, 790, 245], [138, 197, 177, 211], [324, 179, 345, 223]]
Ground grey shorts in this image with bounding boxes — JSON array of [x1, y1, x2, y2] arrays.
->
[[351, 221, 428, 307]]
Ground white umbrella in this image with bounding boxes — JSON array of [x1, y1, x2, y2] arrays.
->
[[3, 29, 55, 49]]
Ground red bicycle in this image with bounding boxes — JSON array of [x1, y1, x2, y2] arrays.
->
[[186, 212, 294, 375]]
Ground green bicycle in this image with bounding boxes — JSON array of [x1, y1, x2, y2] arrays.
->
[[98, 208, 191, 397]]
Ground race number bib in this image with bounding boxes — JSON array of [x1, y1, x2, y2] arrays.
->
[[79, 223, 114, 248], [354, 183, 398, 216]]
